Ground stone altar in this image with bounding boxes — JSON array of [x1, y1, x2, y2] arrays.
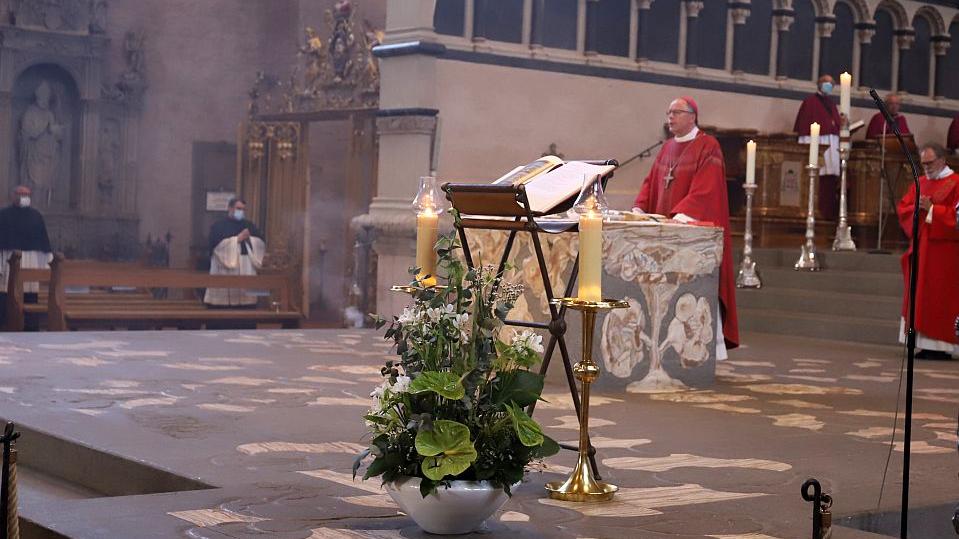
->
[[469, 220, 722, 392]]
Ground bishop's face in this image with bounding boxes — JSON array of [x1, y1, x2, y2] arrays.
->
[[666, 99, 696, 138], [920, 148, 946, 178]]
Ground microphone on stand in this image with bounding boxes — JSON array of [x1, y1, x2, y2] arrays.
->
[[619, 140, 664, 169], [870, 88, 921, 539]]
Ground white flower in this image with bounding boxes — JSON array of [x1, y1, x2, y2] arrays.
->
[[511, 329, 544, 354], [398, 306, 419, 325], [370, 381, 389, 412], [392, 375, 411, 394], [453, 313, 471, 341]]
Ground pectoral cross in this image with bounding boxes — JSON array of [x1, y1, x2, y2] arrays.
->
[[664, 163, 677, 187]]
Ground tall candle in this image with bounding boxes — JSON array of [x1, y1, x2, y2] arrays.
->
[[839, 72, 851, 119], [415, 208, 439, 287], [745, 140, 757, 186], [577, 210, 602, 302], [808, 122, 820, 167]]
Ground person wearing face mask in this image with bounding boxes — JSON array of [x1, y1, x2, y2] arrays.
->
[[793, 74, 843, 218], [865, 93, 910, 139], [896, 142, 959, 359], [203, 197, 265, 309], [0, 185, 52, 330]]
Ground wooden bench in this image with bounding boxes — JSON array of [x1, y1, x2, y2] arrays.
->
[[5, 252, 302, 331]]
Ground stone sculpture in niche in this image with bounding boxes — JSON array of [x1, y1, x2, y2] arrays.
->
[[89, 0, 107, 34], [11, 0, 88, 32], [19, 81, 63, 206]]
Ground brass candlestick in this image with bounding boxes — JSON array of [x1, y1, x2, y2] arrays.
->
[[795, 164, 822, 271], [546, 297, 628, 502], [389, 284, 447, 295]]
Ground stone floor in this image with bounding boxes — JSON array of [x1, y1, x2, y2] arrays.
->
[[0, 329, 957, 538]]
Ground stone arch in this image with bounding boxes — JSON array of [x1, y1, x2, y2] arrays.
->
[[810, 0, 830, 18], [874, 1, 909, 30], [913, 5, 946, 37], [835, 0, 869, 23]]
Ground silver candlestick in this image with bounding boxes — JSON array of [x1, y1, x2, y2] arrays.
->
[[832, 130, 856, 251], [737, 182, 762, 288], [795, 164, 822, 271]]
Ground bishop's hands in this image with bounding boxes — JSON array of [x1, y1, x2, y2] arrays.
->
[[237, 228, 251, 242], [918, 196, 933, 213]]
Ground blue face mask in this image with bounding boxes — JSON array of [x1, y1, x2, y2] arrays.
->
[[233, 209, 245, 221], [820, 82, 834, 95]]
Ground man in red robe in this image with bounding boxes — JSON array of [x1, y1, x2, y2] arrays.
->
[[897, 142, 959, 359], [793, 75, 842, 218], [947, 114, 959, 152], [866, 93, 910, 138], [632, 96, 739, 356]]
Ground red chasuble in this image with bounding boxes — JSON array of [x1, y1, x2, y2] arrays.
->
[[948, 115, 959, 150], [897, 173, 959, 344], [793, 93, 841, 136], [633, 132, 739, 349], [866, 112, 910, 139]]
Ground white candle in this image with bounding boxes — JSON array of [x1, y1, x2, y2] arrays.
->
[[839, 72, 851, 119], [808, 122, 820, 167], [415, 208, 439, 287], [745, 140, 757, 186], [577, 210, 602, 302]]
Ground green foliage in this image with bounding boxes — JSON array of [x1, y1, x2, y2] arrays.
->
[[356, 233, 556, 497]]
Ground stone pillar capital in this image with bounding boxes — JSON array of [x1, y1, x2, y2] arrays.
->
[[638, 0, 653, 10], [684, 1, 704, 18], [816, 19, 836, 39], [731, 7, 750, 25], [933, 38, 951, 56], [773, 14, 794, 32], [857, 27, 875, 44], [896, 33, 915, 50]]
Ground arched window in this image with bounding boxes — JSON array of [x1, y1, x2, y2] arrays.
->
[[785, 0, 816, 80], [590, 0, 630, 56], [531, 0, 578, 50], [646, 0, 681, 63], [473, 0, 523, 43], [434, 0, 465, 36], [697, 1, 726, 69], [943, 21, 959, 99], [737, 0, 771, 74], [901, 16, 932, 95], [868, 9, 896, 90], [821, 2, 855, 78]]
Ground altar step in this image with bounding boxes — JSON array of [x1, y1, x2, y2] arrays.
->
[[735, 248, 904, 346]]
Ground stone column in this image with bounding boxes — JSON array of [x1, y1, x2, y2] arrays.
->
[[730, 4, 751, 74], [773, 10, 795, 79], [584, 0, 601, 55], [637, 0, 652, 60], [816, 17, 836, 77], [530, 0, 547, 49], [933, 37, 951, 98], [358, 0, 446, 316], [895, 31, 915, 93], [856, 24, 875, 89], [473, 0, 489, 40], [684, 0, 704, 68]]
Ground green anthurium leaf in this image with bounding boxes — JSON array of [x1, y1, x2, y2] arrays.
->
[[532, 435, 561, 458], [491, 370, 544, 408], [408, 371, 466, 400], [505, 402, 545, 447], [415, 419, 477, 480]]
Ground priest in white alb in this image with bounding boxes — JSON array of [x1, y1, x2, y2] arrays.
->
[[204, 197, 266, 307]]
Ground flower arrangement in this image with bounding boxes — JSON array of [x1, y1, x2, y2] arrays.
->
[[354, 234, 558, 497]]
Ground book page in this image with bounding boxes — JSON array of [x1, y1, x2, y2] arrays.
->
[[492, 155, 564, 185], [524, 161, 615, 214]]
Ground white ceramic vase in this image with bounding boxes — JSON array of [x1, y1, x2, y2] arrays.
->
[[384, 476, 510, 535]]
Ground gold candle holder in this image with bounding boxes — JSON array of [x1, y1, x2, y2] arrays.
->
[[389, 284, 447, 295], [546, 297, 629, 502]]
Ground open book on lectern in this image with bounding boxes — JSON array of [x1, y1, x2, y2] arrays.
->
[[492, 155, 616, 215]]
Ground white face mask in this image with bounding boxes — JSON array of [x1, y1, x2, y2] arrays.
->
[[18, 196, 30, 208], [233, 209, 245, 221]]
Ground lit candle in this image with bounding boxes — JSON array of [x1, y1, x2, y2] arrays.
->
[[415, 207, 439, 287], [577, 209, 603, 302], [745, 140, 757, 186], [808, 122, 820, 167], [839, 72, 851, 119]]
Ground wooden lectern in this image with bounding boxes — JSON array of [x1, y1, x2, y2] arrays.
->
[[443, 159, 617, 477]]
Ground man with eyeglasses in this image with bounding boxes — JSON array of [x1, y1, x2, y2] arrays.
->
[[632, 97, 739, 359], [896, 142, 959, 359]]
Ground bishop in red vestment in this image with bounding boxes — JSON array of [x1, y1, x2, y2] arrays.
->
[[897, 143, 959, 358], [793, 75, 842, 217], [633, 97, 739, 351], [866, 94, 910, 138]]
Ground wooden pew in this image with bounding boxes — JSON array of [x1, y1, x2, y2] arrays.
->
[[46, 254, 301, 331]]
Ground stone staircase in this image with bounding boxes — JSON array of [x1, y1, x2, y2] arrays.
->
[[735, 248, 904, 345]]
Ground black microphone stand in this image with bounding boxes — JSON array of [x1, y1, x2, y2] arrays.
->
[[869, 89, 921, 539], [618, 140, 664, 169]]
